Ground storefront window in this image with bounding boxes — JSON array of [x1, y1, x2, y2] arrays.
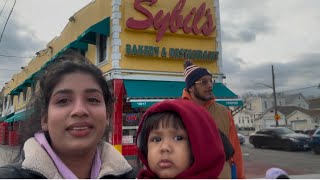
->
[[122, 101, 146, 145]]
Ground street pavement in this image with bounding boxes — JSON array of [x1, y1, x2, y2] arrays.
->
[[242, 135, 320, 179], [1, 139, 320, 179]]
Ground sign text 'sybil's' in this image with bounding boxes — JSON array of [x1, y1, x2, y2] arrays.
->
[[126, 0, 215, 42]]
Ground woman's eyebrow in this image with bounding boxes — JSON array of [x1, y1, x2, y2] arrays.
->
[[52, 89, 73, 97], [85, 88, 103, 95]]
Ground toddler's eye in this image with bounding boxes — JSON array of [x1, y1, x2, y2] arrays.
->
[[151, 136, 161, 142], [174, 136, 184, 141]]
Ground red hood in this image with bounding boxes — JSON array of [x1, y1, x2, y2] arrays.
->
[[136, 99, 225, 178]]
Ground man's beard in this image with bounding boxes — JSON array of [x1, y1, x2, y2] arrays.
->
[[193, 86, 213, 102]]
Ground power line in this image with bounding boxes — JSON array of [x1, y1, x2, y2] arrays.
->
[[0, 68, 19, 71], [0, 54, 34, 58], [280, 85, 319, 93], [0, 0, 16, 44], [0, 0, 10, 16]]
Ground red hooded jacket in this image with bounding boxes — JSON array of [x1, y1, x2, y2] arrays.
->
[[136, 99, 225, 178]]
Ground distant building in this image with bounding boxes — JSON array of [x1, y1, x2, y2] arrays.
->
[[242, 93, 318, 130], [308, 97, 320, 110], [255, 108, 286, 130], [255, 106, 320, 130], [287, 109, 320, 130], [234, 110, 255, 131], [284, 93, 309, 109]]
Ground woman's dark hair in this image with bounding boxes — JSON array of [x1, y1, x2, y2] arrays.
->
[[137, 111, 187, 160], [19, 50, 115, 146]]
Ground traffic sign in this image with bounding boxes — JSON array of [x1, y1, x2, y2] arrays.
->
[[275, 114, 281, 121]]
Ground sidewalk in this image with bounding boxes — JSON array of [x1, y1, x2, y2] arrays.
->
[[290, 173, 320, 179]]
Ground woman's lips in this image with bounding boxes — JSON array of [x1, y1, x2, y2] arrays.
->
[[67, 122, 93, 137]]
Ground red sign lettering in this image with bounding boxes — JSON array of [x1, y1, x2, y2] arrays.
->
[[126, 0, 215, 42], [126, 115, 138, 121]]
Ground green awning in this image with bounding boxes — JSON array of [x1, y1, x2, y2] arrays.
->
[[0, 113, 15, 122], [0, 116, 6, 122], [9, 86, 23, 95], [60, 40, 88, 53], [22, 74, 36, 87], [124, 80, 242, 108], [5, 110, 30, 123], [9, 90, 20, 95], [78, 17, 110, 44], [213, 83, 238, 99]]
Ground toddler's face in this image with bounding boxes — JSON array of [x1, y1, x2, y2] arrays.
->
[[147, 122, 192, 178]]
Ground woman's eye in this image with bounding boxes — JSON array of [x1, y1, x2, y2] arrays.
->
[[57, 98, 70, 105], [88, 97, 101, 103]]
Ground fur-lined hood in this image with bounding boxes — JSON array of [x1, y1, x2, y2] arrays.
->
[[21, 138, 132, 178]]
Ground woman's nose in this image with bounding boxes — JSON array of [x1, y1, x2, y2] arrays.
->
[[71, 99, 89, 118]]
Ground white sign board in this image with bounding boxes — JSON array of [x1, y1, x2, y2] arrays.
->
[[122, 135, 134, 144]]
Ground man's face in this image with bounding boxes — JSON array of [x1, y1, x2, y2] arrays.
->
[[189, 75, 214, 102]]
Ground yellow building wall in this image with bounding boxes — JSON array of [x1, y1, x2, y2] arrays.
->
[[2, 0, 221, 112], [120, 0, 218, 73], [3, 0, 113, 111]]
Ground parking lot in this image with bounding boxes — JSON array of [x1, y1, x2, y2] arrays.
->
[[241, 136, 320, 178]]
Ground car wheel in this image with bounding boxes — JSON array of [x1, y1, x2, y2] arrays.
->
[[313, 147, 320, 154], [284, 141, 293, 151]]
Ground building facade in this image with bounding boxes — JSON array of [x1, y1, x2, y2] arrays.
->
[[0, 0, 242, 155]]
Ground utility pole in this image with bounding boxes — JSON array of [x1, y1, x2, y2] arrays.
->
[[272, 65, 279, 127]]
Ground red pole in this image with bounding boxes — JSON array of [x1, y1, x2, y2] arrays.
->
[[112, 79, 124, 153]]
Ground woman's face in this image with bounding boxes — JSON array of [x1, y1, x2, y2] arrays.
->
[[42, 72, 108, 157]]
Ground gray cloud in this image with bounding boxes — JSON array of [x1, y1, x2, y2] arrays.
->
[[220, 0, 320, 98], [224, 53, 320, 97], [221, 15, 273, 43], [220, 1, 273, 43], [0, 16, 45, 89]]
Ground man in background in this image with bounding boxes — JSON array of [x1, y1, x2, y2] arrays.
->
[[182, 59, 245, 179]]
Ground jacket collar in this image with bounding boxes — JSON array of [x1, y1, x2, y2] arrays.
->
[[22, 138, 132, 178]]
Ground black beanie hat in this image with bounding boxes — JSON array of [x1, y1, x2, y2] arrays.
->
[[184, 59, 212, 89]]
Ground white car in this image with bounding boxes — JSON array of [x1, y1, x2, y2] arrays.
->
[[238, 133, 245, 145]]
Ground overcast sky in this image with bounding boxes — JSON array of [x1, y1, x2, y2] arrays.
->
[[0, 0, 320, 98]]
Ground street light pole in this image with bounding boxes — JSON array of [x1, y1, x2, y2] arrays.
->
[[255, 65, 279, 127], [272, 65, 279, 127]]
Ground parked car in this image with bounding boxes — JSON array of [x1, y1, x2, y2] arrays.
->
[[310, 128, 320, 154], [304, 128, 317, 137], [238, 133, 245, 145], [249, 127, 311, 151], [294, 129, 304, 134]]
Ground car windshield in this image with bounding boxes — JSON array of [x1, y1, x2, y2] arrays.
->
[[315, 129, 320, 135], [273, 128, 295, 135]]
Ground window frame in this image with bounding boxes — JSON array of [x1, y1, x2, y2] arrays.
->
[[96, 33, 110, 65]]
